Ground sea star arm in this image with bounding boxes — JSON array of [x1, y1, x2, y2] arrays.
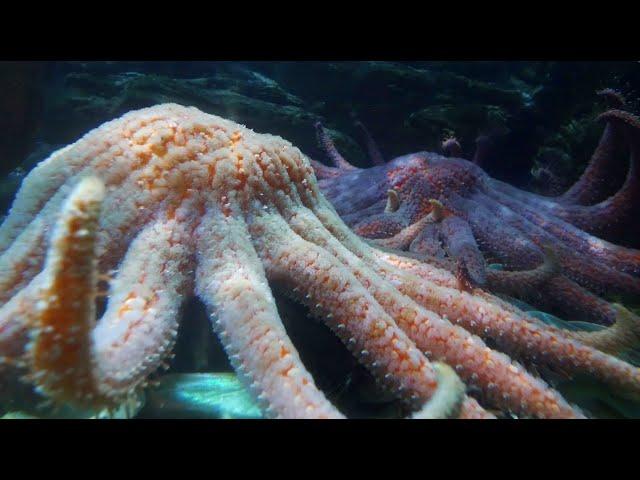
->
[[561, 123, 623, 204], [88, 215, 192, 399], [475, 192, 640, 294], [0, 217, 47, 304], [354, 119, 385, 166], [0, 156, 87, 305], [489, 111, 640, 240], [0, 282, 40, 370], [255, 209, 481, 418], [438, 215, 487, 289], [194, 207, 343, 419], [442, 137, 463, 157], [450, 194, 546, 270], [353, 213, 409, 239], [445, 195, 619, 323], [540, 276, 622, 326], [368, 198, 446, 253], [364, 247, 640, 401], [571, 304, 640, 355], [408, 222, 447, 258], [369, 215, 434, 251], [290, 201, 576, 417], [485, 247, 559, 299], [472, 135, 492, 168], [489, 90, 627, 207], [315, 122, 358, 171], [560, 91, 628, 204], [411, 362, 466, 418], [23, 177, 193, 407], [309, 158, 341, 179], [0, 144, 77, 255], [554, 111, 640, 234]]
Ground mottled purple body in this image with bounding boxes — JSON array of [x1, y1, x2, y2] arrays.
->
[[313, 107, 640, 325]]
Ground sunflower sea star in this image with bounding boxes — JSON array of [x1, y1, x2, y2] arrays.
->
[[313, 90, 640, 328], [1, 104, 639, 419]]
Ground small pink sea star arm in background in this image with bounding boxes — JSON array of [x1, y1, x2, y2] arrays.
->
[[314, 122, 358, 171], [548, 110, 640, 235], [354, 119, 385, 166], [309, 158, 342, 179], [560, 89, 627, 205], [439, 215, 487, 290], [441, 137, 463, 158], [369, 214, 434, 251], [409, 223, 446, 258], [490, 91, 628, 208]]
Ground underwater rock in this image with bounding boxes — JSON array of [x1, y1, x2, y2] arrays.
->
[[41, 70, 364, 164], [407, 103, 510, 153], [258, 61, 526, 160]]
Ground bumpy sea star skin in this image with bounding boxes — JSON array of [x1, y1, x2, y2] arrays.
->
[[313, 94, 640, 327], [2, 104, 640, 419], [0, 104, 490, 419]]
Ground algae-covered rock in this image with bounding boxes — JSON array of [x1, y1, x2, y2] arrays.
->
[[42, 70, 364, 164], [407, 103, 510, 147]]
